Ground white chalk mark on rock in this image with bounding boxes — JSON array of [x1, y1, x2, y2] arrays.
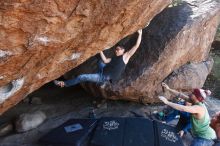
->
[[0, 50, 12, 58], [61, 52, 82, 63], [36, 74, 42, 79], [70, 52, 82, 60], [36, 36, 50, 45], [0, 78, 25, 104]]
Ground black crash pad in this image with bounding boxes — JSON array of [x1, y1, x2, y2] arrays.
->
[[90, 117, 155, 146], [90, 117, 125, 146], [154, 121, 184, 146], [39, 119, 97, 146], [124, 117, 155, 146], [90, 117, 183, 146], [39, 117, 184, 146]]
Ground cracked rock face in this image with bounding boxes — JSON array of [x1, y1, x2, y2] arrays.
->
[[72, 0, 220, 103], [0, 0, 171, 114]]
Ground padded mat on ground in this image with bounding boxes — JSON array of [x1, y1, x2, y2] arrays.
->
[[90, 117, 126, 146], [39, 117, 184, 146], [90, 117, 183, 146], [39, 119, 97, 146], [154, 120, 184, 146], [90, 117, 155, 146]]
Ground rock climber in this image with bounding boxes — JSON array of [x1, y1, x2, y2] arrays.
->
[[54, 29, 143, 88]]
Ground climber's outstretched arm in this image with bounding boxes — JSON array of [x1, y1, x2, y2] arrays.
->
[[123, 29, 142, 64]]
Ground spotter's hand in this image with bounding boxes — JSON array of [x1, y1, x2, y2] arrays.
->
[[161, 82, 170, 90], [158, 96, 169, 104]]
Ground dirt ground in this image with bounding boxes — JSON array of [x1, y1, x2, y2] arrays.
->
[[0, 82, 220, 146]]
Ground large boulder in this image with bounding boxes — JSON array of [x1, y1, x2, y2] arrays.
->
[[15, 111, 46, 133], [163, 58, 214, 98], [0, 0, 171, 114], [72, 0, 220, 103]]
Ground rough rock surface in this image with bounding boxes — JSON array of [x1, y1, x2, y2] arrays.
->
[[0, 122, 13, 137], [0, 0, 171, 114], [15, 110, 46, 133], [163, 58, 214, 96], [72, 0, 220, 103]]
